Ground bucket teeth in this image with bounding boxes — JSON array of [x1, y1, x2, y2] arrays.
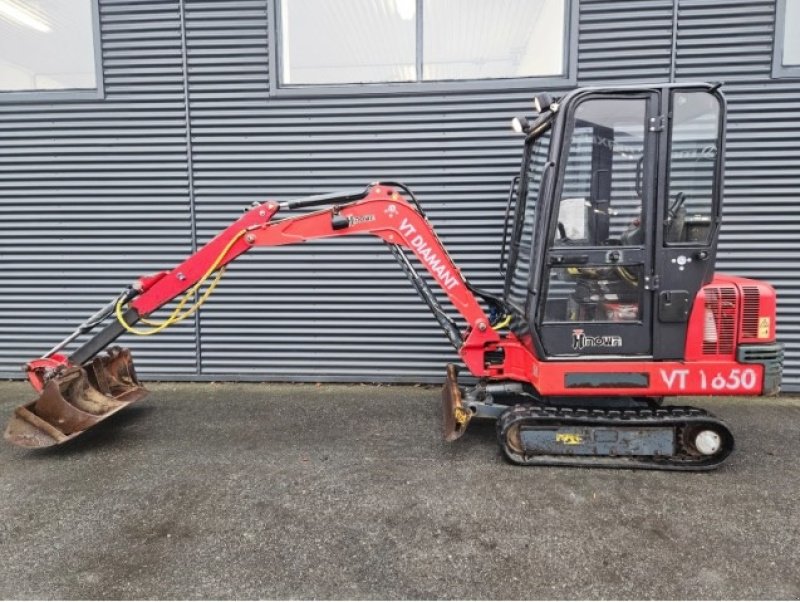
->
[[86, 346, 147, 402], [442, 363, 471, 442], [4, 347, 148, 448]]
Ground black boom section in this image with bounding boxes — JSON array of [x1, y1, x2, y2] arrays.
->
[[386, 243, 463, 350], [69, 308, 140, 366]]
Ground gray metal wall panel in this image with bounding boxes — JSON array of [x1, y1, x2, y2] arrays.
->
[[0, 0, 798, 391], [578, 0, 674, 83]]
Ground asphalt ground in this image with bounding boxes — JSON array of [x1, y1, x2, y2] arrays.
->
[[0, 380, 798, 600]]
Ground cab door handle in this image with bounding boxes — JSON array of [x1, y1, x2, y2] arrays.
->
[[549, 254, 589, 265]]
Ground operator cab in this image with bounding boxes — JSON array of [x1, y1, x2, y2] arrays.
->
[[503, 83, 724, 360]]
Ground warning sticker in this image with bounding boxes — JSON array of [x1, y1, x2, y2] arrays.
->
[[758, 317, 771, 339], [556, 433, 583, 445]]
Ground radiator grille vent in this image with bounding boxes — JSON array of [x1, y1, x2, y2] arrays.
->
[[703, 286, 737, 355], [741, 286, 761, 339]]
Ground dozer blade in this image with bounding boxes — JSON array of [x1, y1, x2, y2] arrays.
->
[[4, 347, 148, 448], [442, 363, 472, 442]]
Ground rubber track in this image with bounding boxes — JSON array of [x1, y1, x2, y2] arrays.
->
[[496, 404, 734, 471]]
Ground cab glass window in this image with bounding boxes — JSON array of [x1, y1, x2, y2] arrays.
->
[[543, 96, 648, 324], [543, 264, 642, 322], [506, 129, 552, 309], [664, 91, 720, 244], [553, 97, 647, 248]]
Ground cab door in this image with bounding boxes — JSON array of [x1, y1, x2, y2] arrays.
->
[[537, 92, 659, 357], [653, 89, 724, 359]]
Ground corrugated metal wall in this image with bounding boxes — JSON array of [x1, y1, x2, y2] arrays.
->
[[1, 0, 798, 390]]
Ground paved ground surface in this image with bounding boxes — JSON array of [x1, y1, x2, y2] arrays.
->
[[0, 381, 799, 600]]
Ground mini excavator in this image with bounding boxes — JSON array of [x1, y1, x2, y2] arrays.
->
[[4, 83, 783, 470]]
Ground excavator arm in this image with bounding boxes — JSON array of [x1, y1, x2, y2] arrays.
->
[[76, 183, 502, 375], [6, 183, 516, 448]]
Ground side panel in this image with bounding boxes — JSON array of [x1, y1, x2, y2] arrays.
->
[[684, 273, 778, 362], [532, 358, 764, 397]]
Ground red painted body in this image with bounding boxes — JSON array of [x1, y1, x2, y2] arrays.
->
[[28, 185, 778, 399], [25, 354, 69, 392]]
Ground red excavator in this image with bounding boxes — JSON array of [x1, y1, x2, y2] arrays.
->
[[4, 83, 783, 470]]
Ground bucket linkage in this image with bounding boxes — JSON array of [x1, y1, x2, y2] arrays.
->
[[4, 290, 149, 448]]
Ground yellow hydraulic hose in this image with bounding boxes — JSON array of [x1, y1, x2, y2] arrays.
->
[[115, 229, 248, 336], [492, 314, 512, 331]]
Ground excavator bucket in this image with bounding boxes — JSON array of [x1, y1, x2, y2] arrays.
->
[[4, 347, 148, 448], [442, 363, 472, 442]]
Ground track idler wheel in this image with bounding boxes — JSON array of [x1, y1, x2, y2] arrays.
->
[[4, 347, 148, 448]]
